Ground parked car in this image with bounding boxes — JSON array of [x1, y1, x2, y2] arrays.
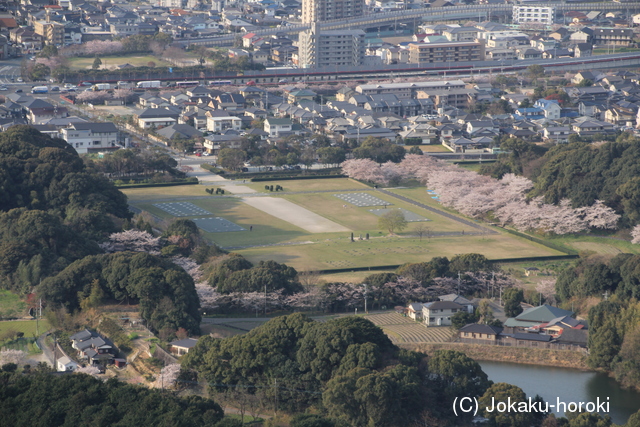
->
[[0, 86, 7, 91], [15, 89, 22, 93], [16, 77, 23, 82]]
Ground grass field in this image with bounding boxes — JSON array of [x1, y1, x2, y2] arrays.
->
[[403, 144, 451, 153], [0, 319, 50, 341], [245, 177, 368, 193], [0, 290, 26, 319], [127, 178, 567, 270], [67, 54, 171, 70], [238, 233, 562, 270]]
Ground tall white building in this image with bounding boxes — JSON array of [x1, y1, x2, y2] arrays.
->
[[513, 6, 555, 26], [302, 0, 364, 23], [299, 24, 365, 69]]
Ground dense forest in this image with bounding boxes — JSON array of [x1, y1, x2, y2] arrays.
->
[[0, 369, 226, 427], [38, 251, 201, 335], [481, 134, 640, 225], [0, 126, 130, 292]]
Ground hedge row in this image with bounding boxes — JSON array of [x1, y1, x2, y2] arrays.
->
[[498, 227, 579, 255], [114, 179, 199, 189], [252, 174, 346, 182]]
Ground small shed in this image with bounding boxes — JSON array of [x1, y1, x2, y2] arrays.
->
[[524, 267, 540, 277], [114, 358, 127, 368], [169, 338, 199, 356], [57, 356, 79, 372]]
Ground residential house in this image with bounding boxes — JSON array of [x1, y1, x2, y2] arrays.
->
[[543, 126, 572, 143], [439, 293, 474, 313], [407, 302, 424, 320], [288, 89, 316, 104], [399, 123, 439, 144], [70, 328, 116, 366], [60, 122, 120, 153], [156, 123, 202, 141], [574, 43, 592, 58], [503, 304, 574, 333], [264, 117, 292, 137], [534, 99, 561, 120], [572, 119, 615, 136], [458, 323, 503, 345], [206, 110, 242, 132], [136, 108, 180, 129], [169, 338, 198, 355], [422, 301, 464, 326], [25, 99, 68, 124]]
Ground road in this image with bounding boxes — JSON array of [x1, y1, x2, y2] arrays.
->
[[0, 58, 23, 86]]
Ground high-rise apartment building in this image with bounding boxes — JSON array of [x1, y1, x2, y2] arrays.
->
[[512, 6, 555, 26], [302, 0, 364, 24], [299, 24, 365, 68]]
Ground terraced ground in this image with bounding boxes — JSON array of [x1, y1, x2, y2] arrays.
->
[[365, 312, 455, 344]]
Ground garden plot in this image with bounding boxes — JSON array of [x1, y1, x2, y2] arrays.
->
[[153, 202, 211, 217], [369, 208, 430, 222], [193, 217, 245, 233], [333, 193, 392, 207], [242, 197, 350, 233]]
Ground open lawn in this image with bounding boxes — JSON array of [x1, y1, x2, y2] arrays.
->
[[281, 191, 463, 233], [67, 54, 171, 70], [128, 178, 566, 270], [244, 177, 368, 193], [0, 319, 50, 341], [237, 233, 562, 271], [403, 144, 451, 153], [0, 290, 26, 319], [122, 185, 213, 202]]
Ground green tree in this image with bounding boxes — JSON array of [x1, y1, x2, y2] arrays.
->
[[290, 414, 336, 427], [218, 148, 246, 171], [480, 383, 539, 427], [449, 253, 493, 274], [378, 210, 407, 234], [527, 64, 545, 79], [92, 57, 102, 70], [29, 63, 50, 81], [503, 288, 524, 317], [37, 44, 58, 59], [576, 79, 593, 87], [451, 310, 479, 329], [408, 145, 423, 155], [316, 147, 346, 167], [352, 138, 405, 163], [588, 318, 621, 369]]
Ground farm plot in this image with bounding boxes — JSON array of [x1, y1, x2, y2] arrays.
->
[[365, 312, 455, 344], [382, 324, 455, 344]]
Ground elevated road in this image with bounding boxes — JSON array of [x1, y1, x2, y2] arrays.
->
[[178, 2, 640, 47]]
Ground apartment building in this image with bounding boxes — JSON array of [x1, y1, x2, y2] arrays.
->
[[61, 123, 120, 154], [33, 20, 64, 45], [299, 26, 365, 69], [355, 79, 466, 99], [302, 0, 364, 23], [512, 6, 555, 26], [408, 41, 485, 64]]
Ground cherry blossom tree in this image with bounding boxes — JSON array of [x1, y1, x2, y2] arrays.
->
[[632, 225, 640, 244], [536, 278, 557, 305], [155, 363, 181, 389], [76, 365, 101, 377], [75, 90, 111, 104], [99, 230, 162, 253], [196, 282, 219, 310], [341, 159, 386, 184], [0, 349, 26, 365], [577, 200, 620, 230]]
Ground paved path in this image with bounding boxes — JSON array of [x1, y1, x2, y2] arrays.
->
[[377, 188, 498, 235]]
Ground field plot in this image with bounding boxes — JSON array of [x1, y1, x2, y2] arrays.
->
[[193, 217, 245, 232], [239, 233, 562, 270], [153, 202, 212, 217], [365, 312, 455, 344], [245, 178, 368, 193], [334, 192, 391, 207], [369, 208, 429, 222], [67, 54, 171, 70], [122, 186, 210, 201]]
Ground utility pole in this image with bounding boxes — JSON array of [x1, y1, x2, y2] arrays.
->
[[364, 284, 368, 313], [264, 284, 267, 315], [274, 378, 278, 418], [457, 271, 461, 296], [491, 272, 495, 299]]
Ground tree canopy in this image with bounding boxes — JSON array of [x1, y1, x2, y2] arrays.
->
[[0, 370, 224, 427], [39, 251, 201, 335], [0, 126, 130, 291]]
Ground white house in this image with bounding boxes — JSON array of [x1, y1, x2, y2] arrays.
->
[[264, 118, 292, 137], [534, 99, 561, 120], [57, 356, 78, 372], [438, 294, 474, 314], [206, 113, 242, 133], [422, 301, 464, 326], [60, 122, 120, 154], [407, 303, 424, 320]]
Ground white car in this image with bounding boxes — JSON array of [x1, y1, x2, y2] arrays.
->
[[0, 86, 7, 91], [64, 83, 75, 89], [16, 77, 23, 82]]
